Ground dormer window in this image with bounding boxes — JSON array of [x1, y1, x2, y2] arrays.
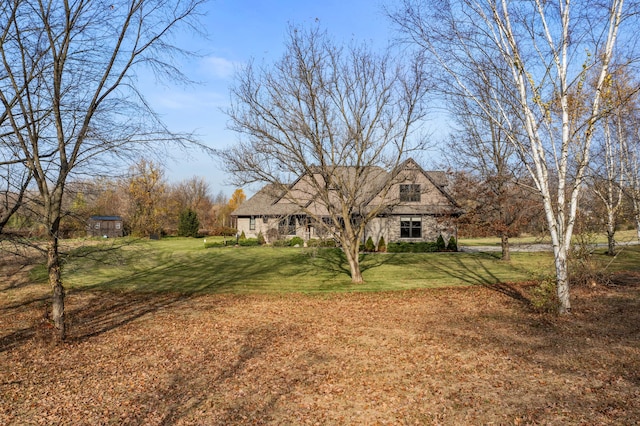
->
[[400, 184, 420, 202]]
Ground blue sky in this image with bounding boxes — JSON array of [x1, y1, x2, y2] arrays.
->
[[142, 0, 405, 196]]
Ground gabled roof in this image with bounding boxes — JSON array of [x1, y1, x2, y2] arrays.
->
[[392, 158, 461, 210], [230, 184, 298, 217], [231, 158, 461, 217]]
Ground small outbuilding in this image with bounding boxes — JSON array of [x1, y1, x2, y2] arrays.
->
[[87, 215, 124, 238]]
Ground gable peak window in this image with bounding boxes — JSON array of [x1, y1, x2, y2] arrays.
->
[[400, 184, 420, 202]]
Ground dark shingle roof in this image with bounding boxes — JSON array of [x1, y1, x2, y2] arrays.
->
[[231, 184, 298, 216], [89, 216, 123, 221], [231, 159, 461, 217]]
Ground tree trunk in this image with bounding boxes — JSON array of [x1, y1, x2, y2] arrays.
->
[[500, 233, 510, 261], [47, 231, 66, 340], [343, 241, 364, 284], [607, 229, 616, 256], [554, 248, 571, 314], [606, 210, 616, 256]]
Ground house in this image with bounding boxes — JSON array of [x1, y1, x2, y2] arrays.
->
[[87, 215, 124, 238], [231, 159, 462, 245]]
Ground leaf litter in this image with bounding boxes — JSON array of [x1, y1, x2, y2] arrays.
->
[[1, 274, 639, 425]]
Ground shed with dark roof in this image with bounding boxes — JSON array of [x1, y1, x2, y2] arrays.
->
[[87, 216, 124, 238]]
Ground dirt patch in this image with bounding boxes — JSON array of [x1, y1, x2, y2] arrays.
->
[[1, 280, 639, 425]]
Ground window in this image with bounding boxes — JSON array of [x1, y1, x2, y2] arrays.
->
[[249, 216, 256, 230], [400, 184, 421, 202], [278, 216, 296, 235], [94, 223, 100, 230], [400, 217, 422, 238], [115, 223, 121, 230]]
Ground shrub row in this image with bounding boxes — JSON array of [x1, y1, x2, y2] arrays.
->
[[205, 234, 457, 252], [360, 236, 387, 252], [272, 236, 306, 247], [387, 241, 440, 253], [208, 226, 238, 237], [204, 238, 260, 248], [306, 238, 337, 247], [387, 236, 458, 253]]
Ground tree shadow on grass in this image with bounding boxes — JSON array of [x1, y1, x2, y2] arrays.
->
[[306, 248, 396, 281], [0, 292, 192, 352], [402, 252, 535, 307]]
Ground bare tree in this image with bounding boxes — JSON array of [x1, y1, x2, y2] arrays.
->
[[169, 176, 214, 230], [0, 0, 206, 339], [590, 111, 627, 256], [218, 26, 430, 283], [588, 66, 640, 254], [390, 0, 635, 313], [173, 177, 212, 212], [625, 107, 640, 238], [443, 60, 532, 260]]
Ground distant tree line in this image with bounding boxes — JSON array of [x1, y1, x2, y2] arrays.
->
[[4, 158, 243, 239]]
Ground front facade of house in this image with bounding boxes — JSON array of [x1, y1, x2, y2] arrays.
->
[[231, 159, 462, 246], [87, 216, 124, 238]]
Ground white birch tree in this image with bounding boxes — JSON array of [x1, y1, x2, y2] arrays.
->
[[391, 0, 635, 313]]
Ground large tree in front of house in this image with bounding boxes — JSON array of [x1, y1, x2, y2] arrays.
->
[[218, 25, 430, 283]]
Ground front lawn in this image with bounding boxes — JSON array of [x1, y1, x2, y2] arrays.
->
[[51, 238, 558, 294], [2, 282, 639, 424]]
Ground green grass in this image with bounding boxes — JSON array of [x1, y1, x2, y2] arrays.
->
[[47, 237, 553, 295], [31, 237, 638, 295], [594, 244, 640, 273], [459, 234, 551, 246], [459, 229, 639, 247]]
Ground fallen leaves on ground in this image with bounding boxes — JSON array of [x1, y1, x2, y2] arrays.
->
[[1, 275, 639, 425]]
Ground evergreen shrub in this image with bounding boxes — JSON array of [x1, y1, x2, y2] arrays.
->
[[289, 236, 304, 247], [446, 236, 458, 251], [364, 236, 376, 252], [177, 209, 199, 238], [377, 236, 386, 252]]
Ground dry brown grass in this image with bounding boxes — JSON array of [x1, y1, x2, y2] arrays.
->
[[1, 266, 639, 425]]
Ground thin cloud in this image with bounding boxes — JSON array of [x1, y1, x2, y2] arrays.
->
[[201, 56, 238, 79]]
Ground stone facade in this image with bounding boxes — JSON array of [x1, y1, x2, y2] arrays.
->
[[232, 159, 462, 244]]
